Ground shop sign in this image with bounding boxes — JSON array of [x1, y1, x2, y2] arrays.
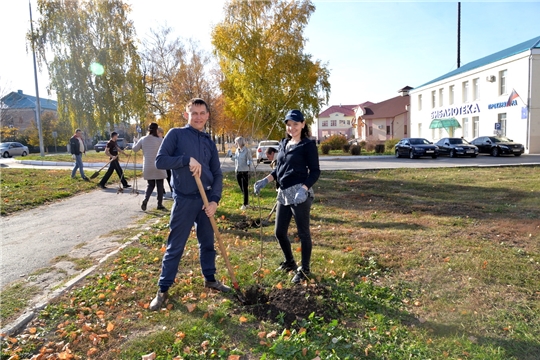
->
[[487, 99, 518, 110], [431, 103, 480, 120]]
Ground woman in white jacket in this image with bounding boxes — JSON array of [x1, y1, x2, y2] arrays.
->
[[132, 123, 167, 211], [231, 136, 252, 210]]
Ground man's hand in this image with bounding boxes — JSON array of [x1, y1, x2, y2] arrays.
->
[[203, 201, 218, 218], [189, 157, 202, 178]]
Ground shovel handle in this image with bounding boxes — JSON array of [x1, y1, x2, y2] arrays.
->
[[194, 176, 240, 290]]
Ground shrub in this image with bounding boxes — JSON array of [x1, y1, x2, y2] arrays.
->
[[321, 135, 348, 150], [375, 144, 385, 153], [342, 144, 351, 153], [385, 138, 399, 152], [321, 144, 331, 154], [350, 145, 361, 155], [364, 141, 377, 152]]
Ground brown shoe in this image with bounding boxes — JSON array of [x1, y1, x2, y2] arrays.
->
[[149, 291, 168, 311], [204, 280, 232, 293]]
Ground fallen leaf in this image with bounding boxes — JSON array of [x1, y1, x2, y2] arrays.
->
[[176, 331, 186, 339], [227, 355, 241, 360], [141, 352, 156, 360], [239, 316, 248, 323], [266, 330, 278, 338], [258, 331, 266, 338], [106, 322, 114, 332], [29, 327, 37, 334], [86, 348, 98, 357], [275, 282, 282, 290], [186, 303, 196, 313]]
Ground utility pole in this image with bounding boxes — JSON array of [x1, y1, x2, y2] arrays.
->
[[29, 0, 45, 156], [457, 2, 461, 69]]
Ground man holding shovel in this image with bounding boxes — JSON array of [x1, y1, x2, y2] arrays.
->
[[150, 98, 230, 311]]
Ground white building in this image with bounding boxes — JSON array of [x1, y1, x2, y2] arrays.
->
[[409, 35, 540, 154]]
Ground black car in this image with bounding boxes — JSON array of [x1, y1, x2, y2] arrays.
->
[[395, 138, 439, 159], [94, 141, 107, 152], [469, 136, 524, 157], [435, 137, 478, 158]]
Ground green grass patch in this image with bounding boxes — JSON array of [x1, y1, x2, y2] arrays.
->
[[1, 167, 540, 359], [0, 283, 41, 321]]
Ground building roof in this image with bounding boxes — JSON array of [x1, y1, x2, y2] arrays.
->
[[414, 35, 540, 90], [318, 104, 357, 117], [1, 90, 58, 111], [362, 95, 409, 119]]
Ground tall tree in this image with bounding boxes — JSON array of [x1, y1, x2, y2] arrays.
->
[[32, 0, 146, 138], [211, 0, 331, 139]]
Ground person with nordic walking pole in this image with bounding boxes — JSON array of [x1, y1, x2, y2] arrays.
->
[[132, 122, 167, 211], [149, 98, 230, 311], [98, 132, 131, 189], [231, 136, 252, 210], [254, 109, 320, 283], [69, 129, 90, 181]]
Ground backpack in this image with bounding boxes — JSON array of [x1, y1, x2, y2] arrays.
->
[[70, 136, 80, 155]]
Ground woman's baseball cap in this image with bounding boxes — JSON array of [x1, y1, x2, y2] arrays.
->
[[284, 109, 304, 122]]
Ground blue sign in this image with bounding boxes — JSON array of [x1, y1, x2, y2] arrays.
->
[[521, 107, 528, 119], [136, 126, 142, 133], [494, 123, 501, 130]]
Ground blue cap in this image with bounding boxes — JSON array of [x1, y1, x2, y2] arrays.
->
[[284, 109, 304, 122]]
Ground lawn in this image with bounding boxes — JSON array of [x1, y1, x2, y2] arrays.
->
[[1, 167, 539, 359]]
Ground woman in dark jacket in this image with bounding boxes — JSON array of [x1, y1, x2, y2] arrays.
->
[[254, 109, 320, 283]]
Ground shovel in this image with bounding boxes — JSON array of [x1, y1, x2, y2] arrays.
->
[[89, 158, 113, 179], [194, 176, 244, 301]]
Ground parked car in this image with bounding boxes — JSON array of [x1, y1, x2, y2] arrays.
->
[[125, 142, 134, 150], [94, 140, 107, 152], [348, 138, 362, 145], [469, 136, 524, 157], [0, 142, 29, 158], [435, 137, 478, 158], [256, 140, 280, 163], [395, 138, 439, 159]]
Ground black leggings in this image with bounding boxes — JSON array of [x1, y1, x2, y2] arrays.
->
[[145, 179, 164, 206], [236, 172, 249, 206]]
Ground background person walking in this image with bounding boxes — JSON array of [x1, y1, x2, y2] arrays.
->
[[231, 136, 252, 210], [132, 123, 167, 211], [98, 132, 131, 190], [254, 109, 320, 283], [69, 129, 89, 181]]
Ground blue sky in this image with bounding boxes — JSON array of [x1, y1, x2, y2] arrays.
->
[[1, 1, 539, 111]]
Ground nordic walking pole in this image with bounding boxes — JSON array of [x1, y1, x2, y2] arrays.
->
[[194, 176, 241, 292]]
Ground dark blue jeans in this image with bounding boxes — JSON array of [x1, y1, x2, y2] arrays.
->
[[158, 195, 216, 290], [274, 197, 313, 272]]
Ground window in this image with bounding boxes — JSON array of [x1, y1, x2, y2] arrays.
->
[[330, 120, 336, 127], [439, 88, 444, 107], [368, 126, 373, 136], [499, 70, 507, 95], [449, 85, 455, 105], [473, 78, 479, 100], [346, 120, 350, 125], [404, 124, 408, 135], [463, 117, 469, 138], [473, 116, 479, 138], [321, 120, 328, 127], [386, 125, 391, 135], [498, 113, 507, 136], [418, 94, 422, 111], [462, 81, 469, 102], [431, 90, 436, 108], [339, 119, 346, 125]]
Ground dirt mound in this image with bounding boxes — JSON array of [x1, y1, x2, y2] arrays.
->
[[240, 283, 338, 328]]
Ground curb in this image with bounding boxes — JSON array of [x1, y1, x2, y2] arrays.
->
[[0, 233, 142, 338]]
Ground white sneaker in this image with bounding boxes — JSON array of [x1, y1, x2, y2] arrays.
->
[[240, 205, 249, 210]]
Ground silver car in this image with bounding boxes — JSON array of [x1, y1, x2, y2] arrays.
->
[[1, 142, 29, 158]]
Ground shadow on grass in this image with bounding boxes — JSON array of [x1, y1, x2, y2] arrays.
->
[[356, 221, 427, 231]]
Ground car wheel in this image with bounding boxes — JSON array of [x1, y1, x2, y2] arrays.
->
[[471, 154, 477, 158], [432, 155, 438, 159], [449, 150, 456, 158], [2, 152, 9, 158], [514, 153, 522, 157], [96, 150, 100, 153], [21, 151, 27, 156], [409, 150, 416, 159], [491, 147, 499, 157], [395, 150, 400, 158]]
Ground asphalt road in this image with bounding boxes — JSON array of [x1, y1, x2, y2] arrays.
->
[[1, 153, 539, 289]]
